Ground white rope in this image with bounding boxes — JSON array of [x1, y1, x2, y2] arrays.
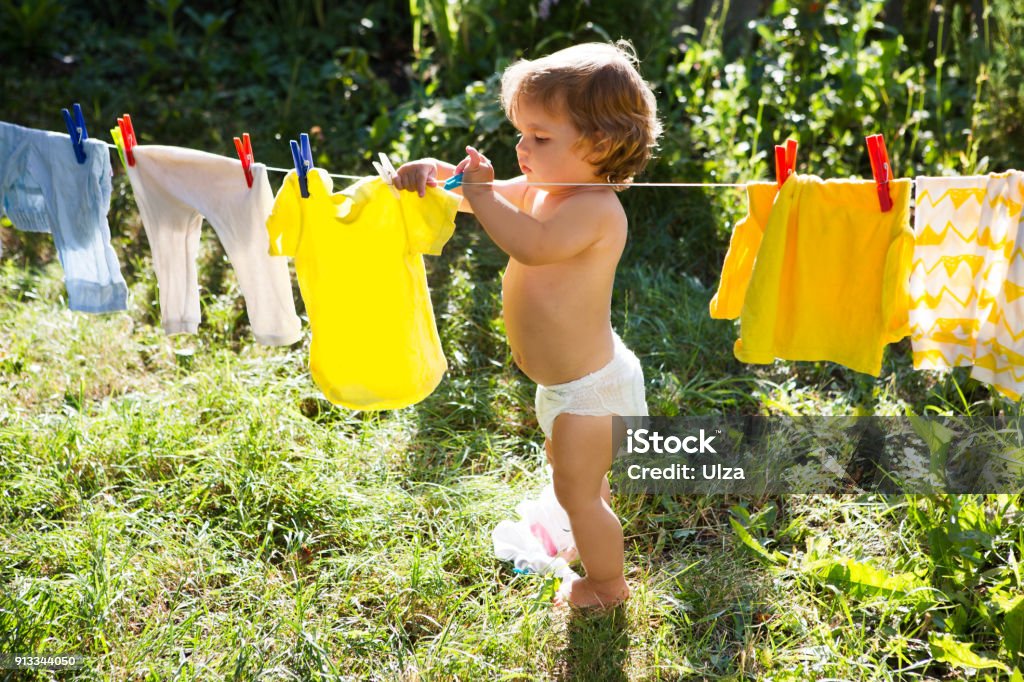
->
[[457, 180, 746, 188], [263, 165, 363, 180], [100, 142, 365, 181], [99, 141, 745, 188]]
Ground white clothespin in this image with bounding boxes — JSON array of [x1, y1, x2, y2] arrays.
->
[[372, 152, 401, 198]]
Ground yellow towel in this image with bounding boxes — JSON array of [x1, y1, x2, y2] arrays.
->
[[734, 175, 913, 376], [710, 182, 778, 319]]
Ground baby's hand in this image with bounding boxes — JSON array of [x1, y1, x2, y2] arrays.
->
[[454, 146, 494, 193], [394, 159, 438, 198]]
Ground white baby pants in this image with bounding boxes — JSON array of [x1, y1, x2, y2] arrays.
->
[[125, 146, 301, 345]]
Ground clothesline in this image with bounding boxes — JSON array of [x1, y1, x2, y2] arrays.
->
[[263, 165, 362, 180], [99, 140, 746, 188], [99, 140, 367, 180]]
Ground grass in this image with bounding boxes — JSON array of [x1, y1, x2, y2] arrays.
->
[[2, 1, 1024, 676], [2, 204, 1022, 679]]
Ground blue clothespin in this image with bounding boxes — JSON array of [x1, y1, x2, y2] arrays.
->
[[61, 103, 88, 164], [443, 173, 463, 191], [289, 133, 314, 198]]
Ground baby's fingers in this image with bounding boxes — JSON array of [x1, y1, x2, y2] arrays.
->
[[467, 145, 493, 166]]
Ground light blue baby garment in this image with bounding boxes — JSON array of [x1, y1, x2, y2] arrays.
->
[[0, 121, 128, 312]]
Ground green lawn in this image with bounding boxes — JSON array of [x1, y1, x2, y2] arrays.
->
[[2, 207, 1022, 679]]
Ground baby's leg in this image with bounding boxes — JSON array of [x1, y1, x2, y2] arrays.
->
[[546, 437, 610, 505], [549, 414, 629, 608]]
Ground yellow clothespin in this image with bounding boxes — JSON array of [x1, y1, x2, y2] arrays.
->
[[110, 127, 127, 169]]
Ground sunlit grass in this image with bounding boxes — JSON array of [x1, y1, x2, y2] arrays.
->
[[2, 223, 1021, 679]]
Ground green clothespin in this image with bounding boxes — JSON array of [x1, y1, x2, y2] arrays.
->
[[110, 127, 127, 169]]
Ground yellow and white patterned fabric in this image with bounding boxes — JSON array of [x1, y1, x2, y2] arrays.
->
[[911, 171, 1024, 398]]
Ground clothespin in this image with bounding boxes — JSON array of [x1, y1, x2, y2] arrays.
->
[[116, 114, 137, 167], [775, 138, 798, 188], [289, 133, 313, 198], [109, 126, 127, 169], [61, 103, 88, 164], [865, 134, 894, 212], [443, 173, 463, 191], [371, 152, 401, 198], [233, 133, 255, 188]]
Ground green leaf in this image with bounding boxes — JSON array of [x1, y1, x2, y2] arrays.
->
[[929, 632, 1009, 672], [802, 556, 931, 604], [729, 516, 784, 565], [908, 416, 955, 454], [1002, 597, 1024, 663]]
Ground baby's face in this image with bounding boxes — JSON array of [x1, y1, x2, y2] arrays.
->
[[511, 98, 601, 188]]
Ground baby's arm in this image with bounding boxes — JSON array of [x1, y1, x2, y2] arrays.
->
[[458, 147, 611, 266], [395, 158, 528, 214]]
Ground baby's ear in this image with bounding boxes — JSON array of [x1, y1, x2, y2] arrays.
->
[[585, 135, 611, 162]]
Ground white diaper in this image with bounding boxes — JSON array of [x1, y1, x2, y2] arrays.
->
[[535, 333, 648, 440]]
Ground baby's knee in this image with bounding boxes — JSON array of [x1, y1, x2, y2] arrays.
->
[[552, 473, 602, 514]]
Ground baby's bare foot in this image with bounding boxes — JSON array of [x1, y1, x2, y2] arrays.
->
[[553, 575, 630, 610]]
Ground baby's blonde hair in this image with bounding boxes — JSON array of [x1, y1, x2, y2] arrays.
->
[[500, 40, 662, 187]]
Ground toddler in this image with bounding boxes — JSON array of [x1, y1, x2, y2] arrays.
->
[[395, 41, 661, 608]]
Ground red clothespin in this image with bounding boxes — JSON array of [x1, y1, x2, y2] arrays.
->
[[866, 134, 893, 212], [117, 114, 137, 167], [775, 138, 798, 187], [233, 133, 254, 188]]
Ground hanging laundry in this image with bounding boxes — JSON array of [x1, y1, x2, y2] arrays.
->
[[122, 146, 301, 345], [266, 171, 459, 411], [710, 182, 778, 319], [912, 172, 1024, 398], [731, 175, 914, 376], [0, 121, 128, 313], [973, 172, 1024, 398]]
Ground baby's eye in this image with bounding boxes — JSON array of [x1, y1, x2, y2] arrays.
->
[[535, 136, 549, 143]]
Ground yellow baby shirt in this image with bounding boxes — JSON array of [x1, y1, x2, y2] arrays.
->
[[734, 175, 914, 376], [266, 171, 460, 410], [710, 182, 779, 319]]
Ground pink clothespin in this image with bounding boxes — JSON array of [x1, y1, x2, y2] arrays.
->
[[866, 134, 894, 212], [116, 114, 137, 167], [775, 138, 798, 188], [233, 133, 255, 188]]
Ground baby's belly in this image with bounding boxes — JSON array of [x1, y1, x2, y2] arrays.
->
[[502, 281, 613, 386]]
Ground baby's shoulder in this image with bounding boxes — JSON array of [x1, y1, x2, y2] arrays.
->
[[555, 187, 624, 216], [558, 188, 627, 234]]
